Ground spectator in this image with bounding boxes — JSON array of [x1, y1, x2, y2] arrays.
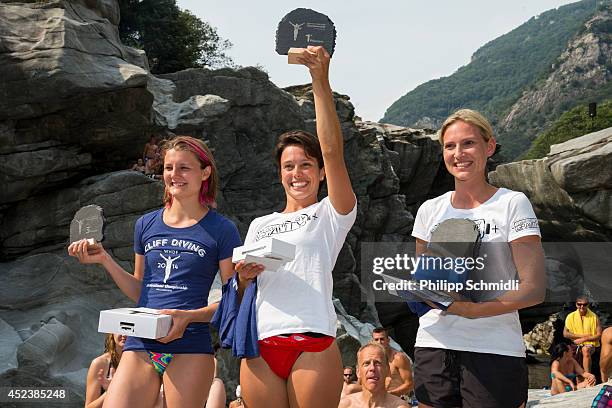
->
[[338, 343, 409, 407], [563, 296, 602, 373], [550, 342, 595, 395], [143, 135, 159, 163], [84, 333, 126, 408], [341, 366, 361, 397], [371, 327, 413, 399], [132, 158, 146, 174]]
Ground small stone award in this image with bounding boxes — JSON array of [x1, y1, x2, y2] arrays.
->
[[275, 8, 336, 64], [69, 205, 104, 247]]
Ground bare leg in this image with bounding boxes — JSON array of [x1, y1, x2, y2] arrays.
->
[[287, 341, 343, 408], [601, 328, 612, 382], [241, 356, 290, 408], [205, 378, 227, 408], [103, 351, 162, 408], [550, 378, 568, 395], [582, 346, 593, 373], [163, 354, 214, 408]]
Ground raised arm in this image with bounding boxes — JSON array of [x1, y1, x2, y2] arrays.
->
[[296, 46, 355, 214]]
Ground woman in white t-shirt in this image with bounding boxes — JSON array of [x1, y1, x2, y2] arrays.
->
[[411, 109, 545, 408], [235, 46, 357, 408]]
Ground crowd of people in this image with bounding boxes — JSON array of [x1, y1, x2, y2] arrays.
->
[[68, 46, 611, 408], [548, 295, 611, 396]]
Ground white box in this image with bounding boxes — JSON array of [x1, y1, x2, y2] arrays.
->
[[232, 238, 295, 272], [98, 307, 172, 339]]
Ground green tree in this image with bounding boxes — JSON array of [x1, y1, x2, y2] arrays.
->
[[118, 0, 233, 74], [522, 100, 612, 160]]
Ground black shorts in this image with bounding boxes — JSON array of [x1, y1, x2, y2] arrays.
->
[[414, 347, 527, 408]]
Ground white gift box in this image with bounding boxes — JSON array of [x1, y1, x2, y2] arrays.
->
[[232, 238, 296, 272], [98, 307, 172, 339]]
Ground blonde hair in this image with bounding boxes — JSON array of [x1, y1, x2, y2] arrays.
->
[[438, 109, 494, 145], [159, 136, 218, 208], [358, 342, 389, 367]]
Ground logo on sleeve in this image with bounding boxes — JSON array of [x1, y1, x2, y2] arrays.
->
[[512, 218, 539, 232], [255, 213, 318, 241]]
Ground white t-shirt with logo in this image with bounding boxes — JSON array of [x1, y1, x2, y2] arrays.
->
[[411, 188, 540, 357], [245, 197, 357, 340]]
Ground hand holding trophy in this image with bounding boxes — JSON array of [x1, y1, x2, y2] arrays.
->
[[67, 204, 106, 263]]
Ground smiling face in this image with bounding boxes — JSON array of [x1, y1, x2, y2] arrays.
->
[[357, 345, 388, 393], [163, 148, 210, 204], [442, 120, 496, 183], [280, 145, 325, 209]]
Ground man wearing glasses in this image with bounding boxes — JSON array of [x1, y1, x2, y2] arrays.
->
[[563, 296, 603, 374], [341, 366, 361, 397]]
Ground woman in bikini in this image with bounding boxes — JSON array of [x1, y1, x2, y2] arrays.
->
[[85, 333, 125, 408], [235, 46, 357, 407], [70, 136, 240, 408], [550, 342, 596, 395]]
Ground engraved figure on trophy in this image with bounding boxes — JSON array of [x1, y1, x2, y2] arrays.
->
[[288, 21, 304, 40], [69, 205, 104, 249], [275, 8, 336, 64]]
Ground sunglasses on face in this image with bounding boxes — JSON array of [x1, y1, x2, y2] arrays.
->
[[576, 303, 589, 307], [343, 373, 352, 377]]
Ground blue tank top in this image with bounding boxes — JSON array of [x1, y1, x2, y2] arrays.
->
[[123, 208, 241, 353]]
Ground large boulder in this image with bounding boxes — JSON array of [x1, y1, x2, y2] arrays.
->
[[0, 0, 152, 206], [489, 126, 612, 241]]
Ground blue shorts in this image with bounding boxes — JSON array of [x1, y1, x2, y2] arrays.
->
[[123, 322, 214, 354]]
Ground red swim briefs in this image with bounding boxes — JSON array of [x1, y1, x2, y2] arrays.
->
[[258, 333, 335, 380]]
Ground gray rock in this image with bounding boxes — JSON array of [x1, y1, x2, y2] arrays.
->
[[527, 382, 611, 407], [0, 319, 20, 375], [0, 171, 163, 258], [0, 0, 148, 120], [489, 126, 612, 240]]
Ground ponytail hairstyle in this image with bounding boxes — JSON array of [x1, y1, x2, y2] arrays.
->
[[160, 136, 218, 208]]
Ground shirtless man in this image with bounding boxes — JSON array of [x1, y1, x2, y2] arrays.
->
[[342, 366, 361, 397], [371, 327, 413, 398], [339, 343, 409, 408], [601, 327, 612, 382], [143, 135, 159, 163]]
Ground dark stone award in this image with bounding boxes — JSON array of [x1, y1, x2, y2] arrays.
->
[[69, 205, 104, 247], [275, 8, 336, 64]]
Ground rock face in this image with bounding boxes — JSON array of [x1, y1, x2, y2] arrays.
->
[[489, 126, 612, 241], [0, 0, 152, 207], [502, 5, 612, 133], [0, 0, 444, 404], [497, 3, 612, 158]]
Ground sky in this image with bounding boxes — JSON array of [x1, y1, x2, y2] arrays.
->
[[177, 0, 581, 121]]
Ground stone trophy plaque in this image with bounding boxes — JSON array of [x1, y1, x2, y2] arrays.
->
[[275, 8, 336, 64], [69, 205, 104, 246]]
